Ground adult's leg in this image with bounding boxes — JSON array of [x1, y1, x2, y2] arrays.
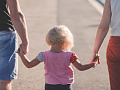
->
[[0, 31, 17, 90], [0, 80, 12, 90], [107, 36, 120, 90]]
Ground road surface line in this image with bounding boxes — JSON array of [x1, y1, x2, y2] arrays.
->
[[88, 0, 104, 15]]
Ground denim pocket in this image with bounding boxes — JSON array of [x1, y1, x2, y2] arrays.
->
[[0, 33, 15, 56]]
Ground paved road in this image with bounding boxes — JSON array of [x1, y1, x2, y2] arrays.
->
[[101, 0, 105, 3], [13, 0, 110, 90]]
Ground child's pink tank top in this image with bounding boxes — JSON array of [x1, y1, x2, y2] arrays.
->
[[43, 51, 74, 85]]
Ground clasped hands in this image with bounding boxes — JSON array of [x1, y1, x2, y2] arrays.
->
[[90, 53, 100, 67]]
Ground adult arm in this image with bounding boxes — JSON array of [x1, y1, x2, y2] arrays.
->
[[91, 0, 111, 61], [6, 0, 29, 54]]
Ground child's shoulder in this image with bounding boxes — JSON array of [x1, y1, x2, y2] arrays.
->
[[43, 50, 73, 55], [40, 50, 76, 56], [65, 50, 75, 54], [64, 51, 72, 53], [65, 51, 78, 58], [64, 51, 75, 56]]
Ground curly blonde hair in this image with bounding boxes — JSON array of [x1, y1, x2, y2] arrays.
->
[[46, 25, 74, 50]]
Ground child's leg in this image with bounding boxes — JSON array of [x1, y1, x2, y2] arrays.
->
[[45, 83, 73, 90]]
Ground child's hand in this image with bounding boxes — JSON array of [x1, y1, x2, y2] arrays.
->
[[90, 56, 100, 68], [16, 47, 25, 56], [92, 56, 100, 64], [90, 53, 100, 64]]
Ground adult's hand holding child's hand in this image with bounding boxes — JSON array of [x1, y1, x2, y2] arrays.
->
[[16, 47, 24, 56], [90, 53, 100, 64], [92, 56, 100, 65], [19, 43, 29, 55]]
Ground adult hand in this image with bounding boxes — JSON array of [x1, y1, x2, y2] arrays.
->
[[19, 42, 29, 55], [17, 47, 24, 56], [90, 52, 100, 64]]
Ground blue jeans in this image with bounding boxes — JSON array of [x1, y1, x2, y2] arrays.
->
[[0, 31, 18, 80], [45, 83, 73, 90]]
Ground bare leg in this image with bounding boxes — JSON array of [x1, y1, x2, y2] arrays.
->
[[0, 80, 12, 90]]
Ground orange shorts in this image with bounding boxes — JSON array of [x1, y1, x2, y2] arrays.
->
[[107, 36, 120, 90]]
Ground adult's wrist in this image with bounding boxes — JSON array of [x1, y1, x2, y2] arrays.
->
[[93, 50, 98, 54], [22, 40, 29, 45]]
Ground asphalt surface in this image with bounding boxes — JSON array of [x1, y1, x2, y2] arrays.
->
[[12, 0, 110, 90]]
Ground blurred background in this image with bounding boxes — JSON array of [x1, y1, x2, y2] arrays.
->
[[12, 0, 111, 90]]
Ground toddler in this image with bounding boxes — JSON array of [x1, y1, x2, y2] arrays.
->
[[17, 25, 98, 90]]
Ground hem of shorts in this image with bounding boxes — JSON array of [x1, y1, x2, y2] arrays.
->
[[0, 76, 17, 80], [0, 29, 15, 32], [45, 82, 73, 85]]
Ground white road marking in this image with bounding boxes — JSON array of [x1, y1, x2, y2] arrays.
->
[[88, 0, 104, 15]]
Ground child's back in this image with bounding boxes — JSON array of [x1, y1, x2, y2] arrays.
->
[[39, 51, 74, 85]]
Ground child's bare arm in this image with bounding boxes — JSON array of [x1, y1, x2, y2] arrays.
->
[[17, 48, 40, 68], [72, 60, 95, 71], [20, 55, 40, 68]]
